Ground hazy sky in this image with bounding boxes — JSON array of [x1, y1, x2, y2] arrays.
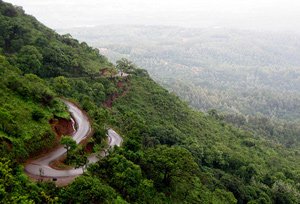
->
[[6, 0, 300, 31]]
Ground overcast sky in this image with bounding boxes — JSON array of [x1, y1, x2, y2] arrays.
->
[[5, 0, 300, 31]]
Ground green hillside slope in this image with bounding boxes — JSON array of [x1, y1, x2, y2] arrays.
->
[[0, 55, 69, 161], [0, 1, 113, 77], [61, 25, 300, 147], [0, 1, 299, 203]]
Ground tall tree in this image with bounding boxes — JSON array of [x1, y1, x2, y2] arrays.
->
[[17, 45, 43, 74], [116, 58, 135, 74], [143, 146, 199, 193], [60, 135, 77, 158]]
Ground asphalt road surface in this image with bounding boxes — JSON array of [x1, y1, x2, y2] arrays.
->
[[25, 100, 123, 178]]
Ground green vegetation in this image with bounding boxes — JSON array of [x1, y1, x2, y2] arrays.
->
[[64, 25, 300, 147], [60, 135, 77, 158], [0, 55, 70, 161], [0, 1, 113, 78], [107, 73, 300, 203], [60, 136, 88, 170], [0, 1, 299, 203], [59, 176, 123, 203]]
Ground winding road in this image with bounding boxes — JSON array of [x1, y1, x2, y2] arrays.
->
[[25, 100, 123, 178]]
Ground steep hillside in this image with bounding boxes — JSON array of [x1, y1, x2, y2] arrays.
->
[[110, 73, 300, 203], [0, 1, 113, 77], [0, 1, 299, 204], [0, 55, 70, 161], [59, 25, 300, 147]]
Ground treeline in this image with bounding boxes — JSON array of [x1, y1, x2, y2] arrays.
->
[[223, 112, 300, 148], [162, 79, 300, 122], [164, 80, 300, 147]]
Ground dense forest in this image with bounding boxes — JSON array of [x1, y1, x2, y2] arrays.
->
[[60, 25, 300, 147], [0, 1, 300, 203]]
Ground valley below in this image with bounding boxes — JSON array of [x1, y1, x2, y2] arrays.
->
[[60, 25, 300, 147]]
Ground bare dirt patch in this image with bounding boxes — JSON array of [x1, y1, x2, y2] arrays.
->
[[50, 118, 75, 138], [103, 80, 130, 108]]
